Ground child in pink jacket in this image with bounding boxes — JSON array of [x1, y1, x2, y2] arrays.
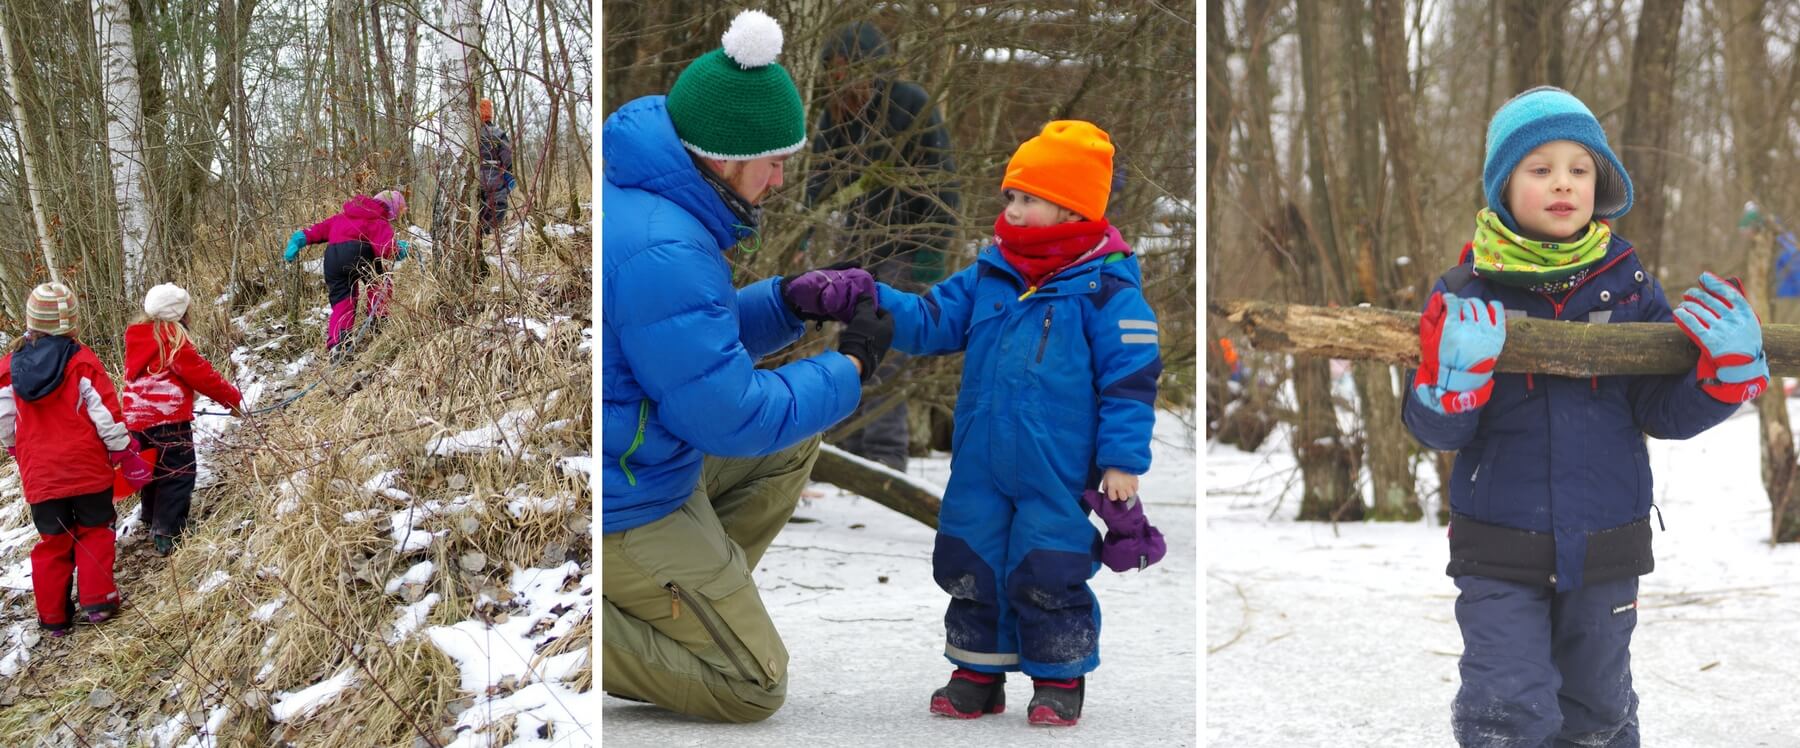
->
[[283, 189, 410, 352]]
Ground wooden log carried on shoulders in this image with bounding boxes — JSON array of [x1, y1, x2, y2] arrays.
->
[[1211, 298, 1800, 378]]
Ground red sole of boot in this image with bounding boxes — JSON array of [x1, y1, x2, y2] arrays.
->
[[930, 696, 1003, 719], [1028, 706, 1078, 726]]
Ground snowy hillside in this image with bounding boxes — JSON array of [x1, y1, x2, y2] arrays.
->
[[603, 409, 1199, 746], [1207, 402, 1800, 746], [0, 217, 594, 746]]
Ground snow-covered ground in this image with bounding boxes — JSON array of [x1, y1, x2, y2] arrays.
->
[[1207, 401, 1800, 746], [603, 410, 1199, 745]]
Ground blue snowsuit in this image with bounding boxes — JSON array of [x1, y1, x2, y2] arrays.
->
[[600, 95, 863, 533], [1403, 236, 1738, 746], [877, 226, 1161, 679]]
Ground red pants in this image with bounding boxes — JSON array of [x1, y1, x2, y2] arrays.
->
[[29, 488, 118, 627]]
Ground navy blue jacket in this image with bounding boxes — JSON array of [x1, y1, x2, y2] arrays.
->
[[601, 96, 862, 534], [1403, 236, 1739, 591]]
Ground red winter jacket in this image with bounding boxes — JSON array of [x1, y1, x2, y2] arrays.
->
[[301, 195, 400, 259], [122, 322, 243, 431], [0, 336, 132, 502]]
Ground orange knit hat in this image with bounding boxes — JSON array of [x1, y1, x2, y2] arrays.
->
[[1001, 120, 1114, 221], [478, 98, 494, 123]]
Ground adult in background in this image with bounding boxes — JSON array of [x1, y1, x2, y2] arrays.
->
[[804, 20, 960, 471]]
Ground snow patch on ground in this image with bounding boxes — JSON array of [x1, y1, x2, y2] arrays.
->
[[427, 409, 535, 457], [602, 410, 1198, 744], [1206, 400, 1800, 746], [270, 667, 358, 722], [385, 561, 435, 595], [426, 562, 588, 691], [389, 593, 440, 643]]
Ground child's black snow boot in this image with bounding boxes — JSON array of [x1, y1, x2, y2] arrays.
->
[[929, 668, 1005, 719], [1027, 676, 1084, 726]]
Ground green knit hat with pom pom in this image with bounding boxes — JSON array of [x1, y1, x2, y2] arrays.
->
[[667, 10, 806, 160]]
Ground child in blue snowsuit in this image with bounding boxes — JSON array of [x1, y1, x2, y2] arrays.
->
[[1403, 87, 1767, 747], [875, 121, 1162, 726]]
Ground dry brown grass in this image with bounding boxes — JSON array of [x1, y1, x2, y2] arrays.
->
[[0, 193, 592, 746]]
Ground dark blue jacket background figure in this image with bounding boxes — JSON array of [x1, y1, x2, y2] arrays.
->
[[601, 95, 862, 533], [806, 22, 959, 285], [1403, 235, 1739, 592], [877, 226, 1161, 679]]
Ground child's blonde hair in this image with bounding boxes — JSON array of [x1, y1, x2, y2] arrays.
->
[[133, 315, 191, 371]]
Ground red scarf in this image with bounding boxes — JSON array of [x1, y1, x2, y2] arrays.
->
[[994, 216, 1114, 292]]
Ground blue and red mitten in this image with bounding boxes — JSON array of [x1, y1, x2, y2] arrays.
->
[[1413, 292, 1507, 414], [1673, 272, 1769, 404]]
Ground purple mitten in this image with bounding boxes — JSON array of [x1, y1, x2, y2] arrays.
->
[[781, 264, 878, 322], [1083, 489, 1167, 573]]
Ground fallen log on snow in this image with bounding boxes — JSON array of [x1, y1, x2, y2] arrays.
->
[[1212, 298, 1800, 378], [809, 443, 943, 529]]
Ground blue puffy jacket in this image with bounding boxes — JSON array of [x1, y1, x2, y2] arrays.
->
[[1403, 236, 1738, 591], [878, 228, 1162, 490], [601, 96, 862, 534]]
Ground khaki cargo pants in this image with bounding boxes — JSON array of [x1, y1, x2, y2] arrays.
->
[[602, 435, 821, 723]]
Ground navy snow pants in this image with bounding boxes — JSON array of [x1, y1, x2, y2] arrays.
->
[[933, 462, 1102, 680], [1452, 575, 1640, 747]]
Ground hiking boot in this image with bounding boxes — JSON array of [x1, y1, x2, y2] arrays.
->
[[39, 621, 71, 638], [1027, 676, 1084, 726], [152, 534, 174, 557], [79, 597, 122, 626], [930, 669, 1005, 719]]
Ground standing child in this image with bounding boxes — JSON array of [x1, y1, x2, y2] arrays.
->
[[0, 283, 145, 635], [283, 189, 411, 355], [123, 283, 243, 556], [1402, 86, 1765, 746], [821, 121, 1164, 726]]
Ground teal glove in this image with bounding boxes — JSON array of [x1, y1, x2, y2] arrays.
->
[[283, 230, 305, 263], [395, 239, 410, 262]]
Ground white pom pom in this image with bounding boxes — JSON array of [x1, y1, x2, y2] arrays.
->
[[721, 10, 782, 68]]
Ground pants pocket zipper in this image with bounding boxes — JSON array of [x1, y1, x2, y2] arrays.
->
[[667, 582, 759, 683]]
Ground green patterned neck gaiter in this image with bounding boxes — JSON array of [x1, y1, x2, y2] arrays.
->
[[1470, 208, 1611, 289]]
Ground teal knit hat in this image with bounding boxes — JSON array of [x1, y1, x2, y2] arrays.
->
[[1484, 86, 1633, 232], [667, 10, 806, 160]]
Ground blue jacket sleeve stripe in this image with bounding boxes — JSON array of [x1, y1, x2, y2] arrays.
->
[[737, 276, 804, 360], [1088, 279, 1160, 475]]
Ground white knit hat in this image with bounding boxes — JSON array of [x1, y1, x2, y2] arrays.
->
[[143, 283, 191, 322]]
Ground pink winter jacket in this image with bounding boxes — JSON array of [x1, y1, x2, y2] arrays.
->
[[301, 195, 400, 259]]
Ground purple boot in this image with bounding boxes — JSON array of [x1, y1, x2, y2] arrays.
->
[[1083, 489, 1167, 572]]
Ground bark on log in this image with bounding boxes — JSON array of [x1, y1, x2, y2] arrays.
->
[[810, 444, 942, 529], [1212, 298, 1800, 377]]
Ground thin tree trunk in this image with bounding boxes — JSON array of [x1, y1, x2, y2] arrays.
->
[[95, 0, 155, 298], [1616, 0, 1686, 262], [0, 7, 55, 284], [1723, 0, 1800, 544], [1503, 0, 1568, 92]]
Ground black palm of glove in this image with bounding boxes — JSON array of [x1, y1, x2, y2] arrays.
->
[[836, 298, 893, 382]]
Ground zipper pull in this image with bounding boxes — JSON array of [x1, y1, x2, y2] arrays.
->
[[1018, 286, 1037, 301], [668, 584, 681, 620]]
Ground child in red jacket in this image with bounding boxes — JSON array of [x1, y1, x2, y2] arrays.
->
[[123, 283, 243, 556], [0, 283, 146, 635], [282, 189, 410, 354]]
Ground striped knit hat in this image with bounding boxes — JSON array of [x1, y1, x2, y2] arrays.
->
[[26, 282, 77, 335], [1484, 86, 1633, 232], [666, 10, 805, 160]]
